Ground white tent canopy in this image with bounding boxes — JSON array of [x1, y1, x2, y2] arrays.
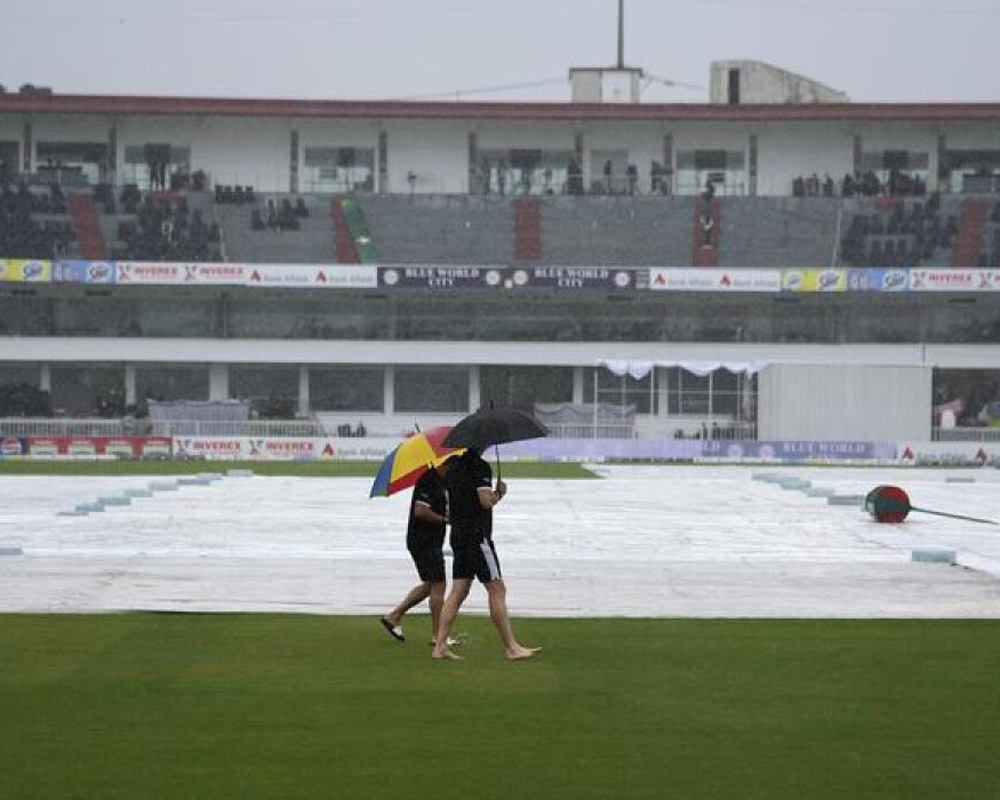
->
[[598, 360, 767, 380]]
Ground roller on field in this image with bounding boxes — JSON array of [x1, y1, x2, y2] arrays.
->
[[864, 485, 998, 526]]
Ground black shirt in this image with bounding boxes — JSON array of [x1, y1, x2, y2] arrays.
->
[[446, 451, 494, 543], [406, 468, 447, 550]]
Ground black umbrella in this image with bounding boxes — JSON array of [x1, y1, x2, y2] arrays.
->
[[443, 407, 549, 482]]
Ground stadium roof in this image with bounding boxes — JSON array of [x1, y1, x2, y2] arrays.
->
[[3, 93, 1000, 122]]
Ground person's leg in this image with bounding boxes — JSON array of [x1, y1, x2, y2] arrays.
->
[[428, 580, 446, 640], [382, 581, 431, 637], [484, 579, 541, 661], [432, 579, 472, 660]]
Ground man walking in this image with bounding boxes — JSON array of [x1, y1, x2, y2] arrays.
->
[[380, 457, 456, 644], [431, 448, 540, 661]]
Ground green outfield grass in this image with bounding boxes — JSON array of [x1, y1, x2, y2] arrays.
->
[[0, 459, 598, 479], [1, 615, 997, 800]]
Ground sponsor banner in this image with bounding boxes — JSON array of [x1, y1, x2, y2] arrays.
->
[[498, 438, 706, 460], [509, 267, 645, 290], [246, 264, 377, 288], [183, 263, 248, 284], [117, 262, 186, 285], [20, 436, 171, 457], [908, 268, 999, 292], [379, 265, 506, 289], [0, 259, 51, 283], [52, 260, 117, 284], [846, 268, 909, 292], [897, 442, 999, 465], [171, 437, 396, 460], [649, 268, 782, 292], [0, 436, 28, 458], [702, 440, 895, 461], [781, 269, 848, 293]]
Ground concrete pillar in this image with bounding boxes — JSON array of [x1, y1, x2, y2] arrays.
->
[[469, 365, 481, 411], [298, 366, 310, 416], [378, 131, 388, 195], [383, 365, 395, 415], [107, 122, 118, 186], [748, 134, 758, 197], [39, 364, 51, 393], [208, 364, 229, 401], [124, 366, 136, 406], [572, 367, 585, 405], [289, 129, 300, 193], [22, 120, 32, 172]]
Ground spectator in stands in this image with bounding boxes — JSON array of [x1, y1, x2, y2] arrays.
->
[[823, 175, 835, 197], [626, 164, 639, 196], [603, 159, 613, 194]]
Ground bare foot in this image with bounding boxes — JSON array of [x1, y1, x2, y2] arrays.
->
[[506, 645, 541, 661], [431, 647, 462, 661]]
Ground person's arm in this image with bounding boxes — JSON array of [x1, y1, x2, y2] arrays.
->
[[476, 480, 507, 510], [414, 501, 447, 525]]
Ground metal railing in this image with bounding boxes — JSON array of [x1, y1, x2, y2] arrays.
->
[[545, 423, 637, 440], [0, 418, 325, 438], [932, 427, 1000, 442]]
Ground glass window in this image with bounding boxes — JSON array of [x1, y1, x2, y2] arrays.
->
[[310, 367, 383, 411], [129, 298, 217, 337], [36, 141, 108, 185], [302, 147, 375, 193], [480, 366, 573, 413], [394, 367, 468, 412], [676, 149, 746, 196], [230, 366, 299, 401], [0, 362, 41, 387], [583, 367, 655, 414], [122, 144, 192, 191], [50, 365, 126, 416], [54, 298, 130, 336], [135, 366, 209, 404], [480, 148, 575, 197]]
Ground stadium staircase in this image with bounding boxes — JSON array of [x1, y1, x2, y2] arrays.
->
[[336, 197, 379, 263], [514, 199, 542, 262], [332, 198, 360, 263], [952, 199, 989, 267], [692, 198, 720, 267], [65, 193, 107, 259]]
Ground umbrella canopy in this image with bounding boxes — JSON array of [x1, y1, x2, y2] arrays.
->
[[442, 408, 549, 451], [369, 427, 463, 498]]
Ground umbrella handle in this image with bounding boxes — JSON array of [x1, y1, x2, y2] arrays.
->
[[495, 444, 502, 485]]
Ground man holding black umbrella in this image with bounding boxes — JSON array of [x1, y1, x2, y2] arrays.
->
[[431, 447, 540, 661]]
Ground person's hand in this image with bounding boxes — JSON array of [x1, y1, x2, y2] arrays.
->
[[496, 480, 507, 499]]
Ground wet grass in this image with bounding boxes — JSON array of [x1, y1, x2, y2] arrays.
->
[[1, 614, 997, 800]]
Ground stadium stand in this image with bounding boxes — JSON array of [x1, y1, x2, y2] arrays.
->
[[952, 198, 989, 268], [359, 195, 516, 265], [338, 197, 378, 263], [0, 179, 75, 258], [838, 195, 958, 267], [536, 197, 691, 266], [215, 193, 333, 264], [102, 189, 221, 262], [719, 197, 839, 268]]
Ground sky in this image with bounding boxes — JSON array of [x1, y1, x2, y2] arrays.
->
[[1, 0, 999, 104]]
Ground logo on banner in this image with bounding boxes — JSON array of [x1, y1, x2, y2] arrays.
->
[[21, 261, 46, 281], [89, 262, 113, 282], [1, 437, 23, 456]]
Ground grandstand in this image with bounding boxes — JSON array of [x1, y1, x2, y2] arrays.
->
[[1, 87, 1000, 448]]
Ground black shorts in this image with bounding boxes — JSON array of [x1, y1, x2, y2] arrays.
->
[[408, 543, 445, 583], [452, 537, 502, 584]]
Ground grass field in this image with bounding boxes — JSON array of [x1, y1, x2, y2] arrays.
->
[[2, 615, 997, 800], [0, 459, 598, 479]]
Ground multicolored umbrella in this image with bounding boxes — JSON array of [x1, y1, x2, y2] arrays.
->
[[369, 426, 463, 498]]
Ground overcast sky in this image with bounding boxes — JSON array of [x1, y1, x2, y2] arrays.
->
[[2, 0, 998, 103]]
